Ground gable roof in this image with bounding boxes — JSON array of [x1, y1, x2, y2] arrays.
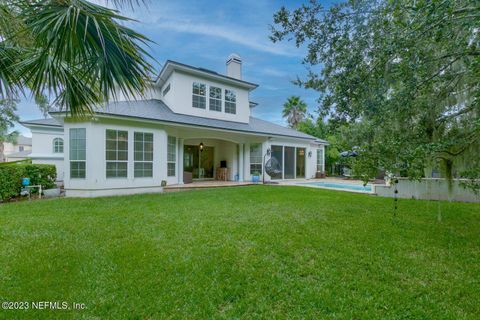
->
[[49, 99, 327, 143], [155, 60, 258, 91]]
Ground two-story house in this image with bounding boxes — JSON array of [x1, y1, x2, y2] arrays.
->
[[21, 55, 327, 197]]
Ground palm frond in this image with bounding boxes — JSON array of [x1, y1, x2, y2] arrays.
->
[[18, 0, 154, 116]]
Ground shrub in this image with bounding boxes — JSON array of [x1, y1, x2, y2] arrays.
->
[[0, 165, 26, 201], [22, 164, 57, 190], [0, 164, 57, 202]]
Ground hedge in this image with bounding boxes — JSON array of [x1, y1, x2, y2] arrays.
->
[[0, 164, 57, 202]]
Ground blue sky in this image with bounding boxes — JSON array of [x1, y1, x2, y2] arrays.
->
[[15, 0, 335, 136]]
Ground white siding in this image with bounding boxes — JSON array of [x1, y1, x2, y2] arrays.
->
[[160, 71, 251, 123]]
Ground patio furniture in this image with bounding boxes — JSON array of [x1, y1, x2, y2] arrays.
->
[[265, 157, 282, 178], [216, 167, 229, 181], [183, 171, 193, 184]]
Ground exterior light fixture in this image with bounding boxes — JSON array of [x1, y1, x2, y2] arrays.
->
[[199, 142, 204, 152], [308, 151, 312, 158]]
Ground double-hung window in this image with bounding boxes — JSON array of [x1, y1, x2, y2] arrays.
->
[[250, 143, 263, 175], [106, 129, 128, 178], [134, 132, 153, 178], [225, 89, 236, 114], [70, 128, 86, 178], [192, 82, 206, 109], [167, 136, 176, 177], [53, 138, 64, 153], [209, 86, 222, 112], [316, 148, 324, 172]]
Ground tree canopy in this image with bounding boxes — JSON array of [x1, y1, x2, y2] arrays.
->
[[271, 0, 480, 183]]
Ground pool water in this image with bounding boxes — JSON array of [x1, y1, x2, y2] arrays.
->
[[300, 182, 372, 192]]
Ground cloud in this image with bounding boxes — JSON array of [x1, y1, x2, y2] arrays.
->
[[258, 67, 289, 77], [152, 18, 300, 57]]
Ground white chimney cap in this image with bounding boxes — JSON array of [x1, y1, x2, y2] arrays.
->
[[227, 53, 242, 63], [226, 53, 242, 79]]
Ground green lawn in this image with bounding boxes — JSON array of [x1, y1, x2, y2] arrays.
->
[[0, 186, 479, 319]]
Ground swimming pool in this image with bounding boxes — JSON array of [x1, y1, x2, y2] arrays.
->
[[299, 181, 373, 193]]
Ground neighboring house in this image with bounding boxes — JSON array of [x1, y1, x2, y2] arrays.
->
[[19, 118, 65, 180], [21, 55, 328, 197], [3, 135, 32, 162]]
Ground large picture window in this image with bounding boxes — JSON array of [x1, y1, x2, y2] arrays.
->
[[250, 143, 262, 175], [317, 148, 324, 172], [167, 136, 176, 177], [209, 86, 222, 112], [192, 82, 206, 109], [69, 128, 86, 179], [106, 129, 128, 178], [53, 138, 64, 153], [225, 89, 236, 114], [134, 132, 153, 178]]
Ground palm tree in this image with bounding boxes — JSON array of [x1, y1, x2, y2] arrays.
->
[[282, 96, 307, 129], [0, 0, 153, 117]]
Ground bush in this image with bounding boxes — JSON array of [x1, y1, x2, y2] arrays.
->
[[0, 164, 57, 202], [23, 164, 57, 190]]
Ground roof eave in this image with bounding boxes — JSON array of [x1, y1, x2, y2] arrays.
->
[[156, 60, 259, 91], [49, 110, 318, 142]]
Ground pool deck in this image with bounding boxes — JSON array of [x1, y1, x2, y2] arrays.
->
[[163, 178, 384, 194]]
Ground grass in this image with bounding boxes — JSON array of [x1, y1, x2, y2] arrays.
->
[[0, 186, 479, 319]]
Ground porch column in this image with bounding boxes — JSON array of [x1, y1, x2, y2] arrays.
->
[[238, 143, 244, 182], [178, 138, 184, 184]]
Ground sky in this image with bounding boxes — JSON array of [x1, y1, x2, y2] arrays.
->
[[15, 0, 335, 136]]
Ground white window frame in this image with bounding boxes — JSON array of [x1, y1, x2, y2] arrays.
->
[[317, 148, 324, 172], [53, 138, 64, 153], [249, 143, 263, 175], [69, 128, 86, 179], [192, 82, 206, 109], [225, 89, 236, 114], [134, 132, 153, 178], [106, 129, 128, 178], [209, 86, 222, 112], [167, 136, 176, 177]]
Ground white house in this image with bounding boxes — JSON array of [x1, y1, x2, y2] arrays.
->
[[21, 55, 327, 197]]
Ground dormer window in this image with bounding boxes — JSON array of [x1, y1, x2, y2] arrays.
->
[[192, 82, 206, 109], [225, 89, 236, 114], [209, 86, 222, 112]]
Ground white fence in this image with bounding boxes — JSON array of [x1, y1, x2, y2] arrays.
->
[[374, 178, 479, 203]]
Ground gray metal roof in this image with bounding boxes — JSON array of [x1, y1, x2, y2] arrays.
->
[[155, 60, 258, 90], [20, 118, 62, 127], [51, 99, 326, 142]]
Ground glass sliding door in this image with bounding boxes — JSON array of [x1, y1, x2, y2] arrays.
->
[[184, 145, 214, 179], [284, 147, 295, 179], [296, 148, 306, 178], [200, 146, 214, 178], [271, 145, 283, 180]]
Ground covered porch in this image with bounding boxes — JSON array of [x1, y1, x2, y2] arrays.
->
[[167, 125, 267, 185]]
